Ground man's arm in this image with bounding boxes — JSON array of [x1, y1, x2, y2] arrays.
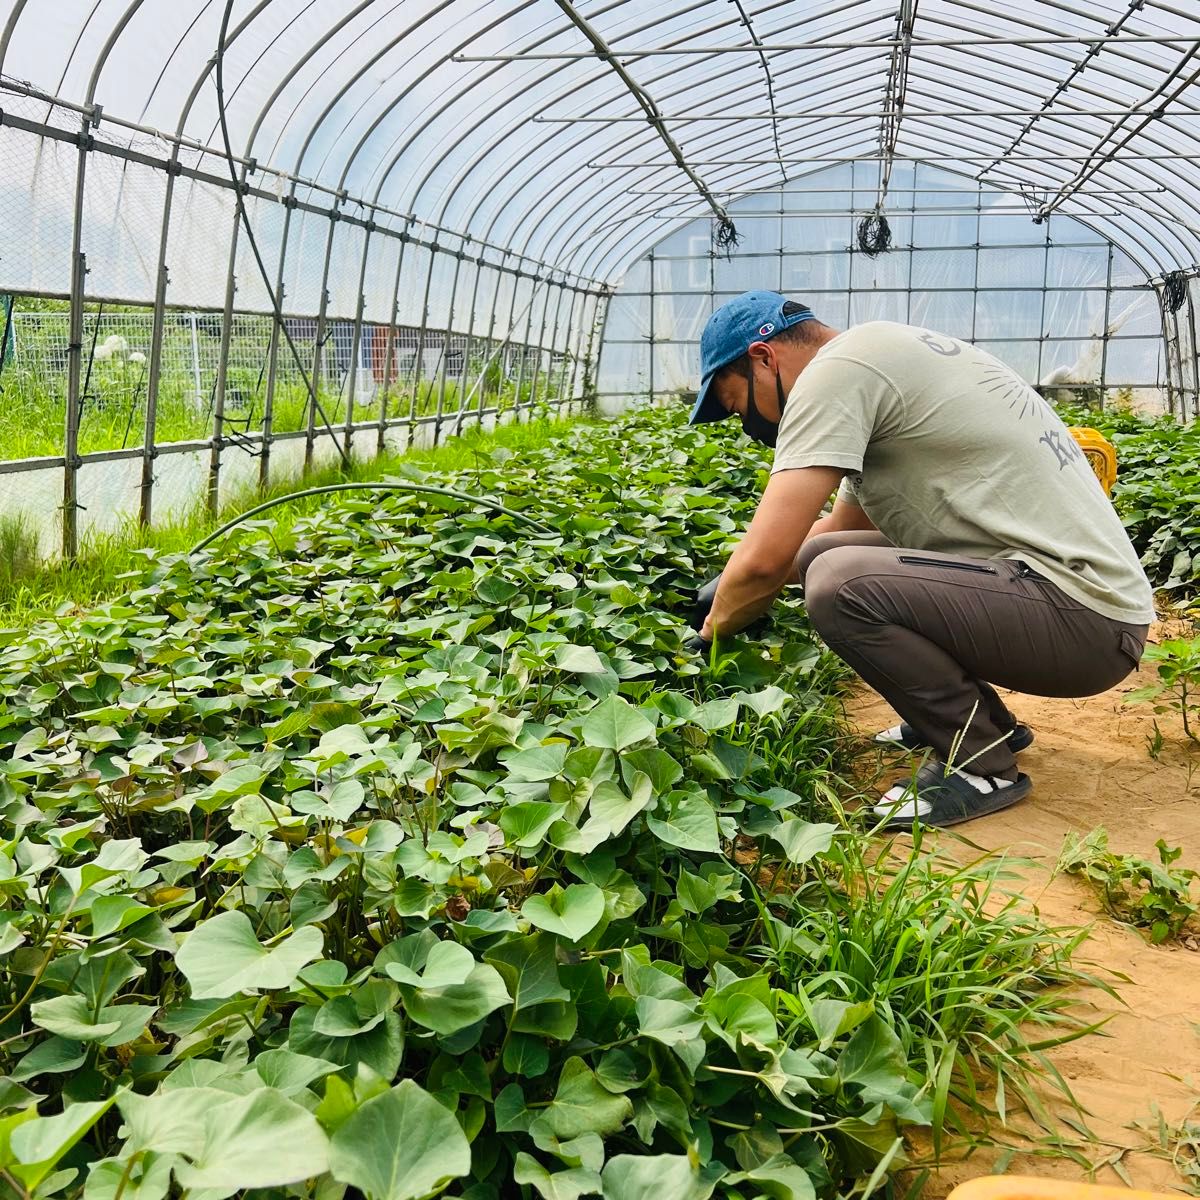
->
[[805, 496, 877, 544], [701, 465, 843, 641]]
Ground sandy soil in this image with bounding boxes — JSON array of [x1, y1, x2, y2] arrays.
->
[[847, 634, 1200, 1194]]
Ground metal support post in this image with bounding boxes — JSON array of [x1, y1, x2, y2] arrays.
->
[[586, 291, 611, 412], [433, 249, 465, 445], [555, 287, 582, 412], [308, 198, 344, 471], [142, 138, 182, 527], [344, 218, 375, 461], [1100, 243, 1114, 404], [1187, 286, 1200, 419], [970, 190, 981, 345], [141, 260, 168, 525], [510, 274, 542, 422], [378, 233, 409, 455], [260, 191, 298, 490], [189, 314, 203, 405], [471, 252, 510, 433], [565, 290, 592, 413], [525, 277, 557, 417], [647, 251, 656, 403], [537, 281, 568, 413], [408, 244, 439, 446], [498, 260, 523, 414], [63, 252, 87, 560], [1035, 221, 1051, 389], [210, 160, 249, 517], [453, 257, 485, 437], [1160, 291, 1181, 418], [62, 105, 94, 561]]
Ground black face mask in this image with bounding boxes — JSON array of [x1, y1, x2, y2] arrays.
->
[[740, 368, 789, 448]]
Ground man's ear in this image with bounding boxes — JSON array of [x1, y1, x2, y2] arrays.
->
[[745, 340, 777, 375]]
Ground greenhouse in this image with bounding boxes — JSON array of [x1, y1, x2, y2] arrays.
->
[[0, 1, 1198, 1198]]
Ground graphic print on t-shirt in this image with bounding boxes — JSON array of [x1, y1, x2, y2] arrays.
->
[[917, 333, 1086, 473]]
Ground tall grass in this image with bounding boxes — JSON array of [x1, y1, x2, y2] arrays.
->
[[0, 363, 570, 459], [0, 412, 586, 625], [754, 828, 1114, 1153]]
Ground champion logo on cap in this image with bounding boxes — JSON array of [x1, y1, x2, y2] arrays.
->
[[758, 322, 775, 336]]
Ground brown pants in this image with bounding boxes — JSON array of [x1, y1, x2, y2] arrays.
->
[[797, 532, 1148, 778]]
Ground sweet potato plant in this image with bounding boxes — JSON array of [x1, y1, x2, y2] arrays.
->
[[0, 410, 1094, 1199]]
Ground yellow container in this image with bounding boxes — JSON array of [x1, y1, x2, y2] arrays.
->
[[950, 1178, 1175, 1200], [1067, 426, 1118, 495]]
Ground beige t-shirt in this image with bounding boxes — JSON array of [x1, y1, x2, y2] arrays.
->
[[772, 321, 1154, 624]]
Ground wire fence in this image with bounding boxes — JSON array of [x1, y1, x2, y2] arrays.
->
[[0, 310, 590, 458], [0, 84, 611, 561], [0, 302, 604, 563]]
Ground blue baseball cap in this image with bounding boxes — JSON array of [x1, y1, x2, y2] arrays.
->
[[689, 292, 816, 424]]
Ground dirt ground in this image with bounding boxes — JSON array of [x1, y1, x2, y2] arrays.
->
[[847, 628, 1200, 1194]]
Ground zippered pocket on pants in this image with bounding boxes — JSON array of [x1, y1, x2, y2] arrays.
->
[[896, 555, 998, 574]]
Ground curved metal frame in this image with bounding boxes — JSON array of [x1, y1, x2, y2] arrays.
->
[[0, 0, 1196, 560]]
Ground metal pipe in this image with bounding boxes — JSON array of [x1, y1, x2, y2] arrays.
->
[[627, 186, 1166, 195], [344, 217, 374, 460], [526, 276, 561, 416], [510, 275, 543, 421], [642, 206, 1131, 218], [378, 231, 410, 455], [535, 109, 1200, 121], [308, 196, 345, 470], [1100, 241, 1114, 403], [453, 34, 1200, 61], [408, 240, 439, 444], [209, 159, 249, 517], [453, 256, 486, 437], [588, 153, 1200, 166], [433, 248, 465, 444], [647, 249, 657, 402], [61, 112, 94, 561], [451, 255, 489, 439], [555, 286, 583, 408], [259, 200, 293, 492], [550, 0, 733, 228], [539, 280, 569, 408]]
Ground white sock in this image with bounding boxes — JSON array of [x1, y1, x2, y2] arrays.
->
[[872, 762, 1017, 819], [874, 724, 906, 744]]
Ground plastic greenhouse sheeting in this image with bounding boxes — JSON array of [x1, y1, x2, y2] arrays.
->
[[1, 0, 1198, 285], [0, 1, 1198, 556], [597, 163, 1167, 402]]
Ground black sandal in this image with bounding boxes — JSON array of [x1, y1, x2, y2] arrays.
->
[[874, 721, 1034, 755], [872, 760, 1032, 831]]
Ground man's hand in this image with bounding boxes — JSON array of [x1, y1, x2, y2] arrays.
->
[[706, 465, 844, 639], [692, 573, 722, 632]]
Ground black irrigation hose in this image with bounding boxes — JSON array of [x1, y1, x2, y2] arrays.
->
[[857, 212, 893, 258], [1163, 270, 1189, 314], [190, 481, 556, 555]]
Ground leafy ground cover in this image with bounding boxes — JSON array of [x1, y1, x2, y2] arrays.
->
[[0, 409, 1101, 1198], [0, 413, 577, 623], [1056, 403, 1200, 596], [1057, 828, 1199, 944]]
